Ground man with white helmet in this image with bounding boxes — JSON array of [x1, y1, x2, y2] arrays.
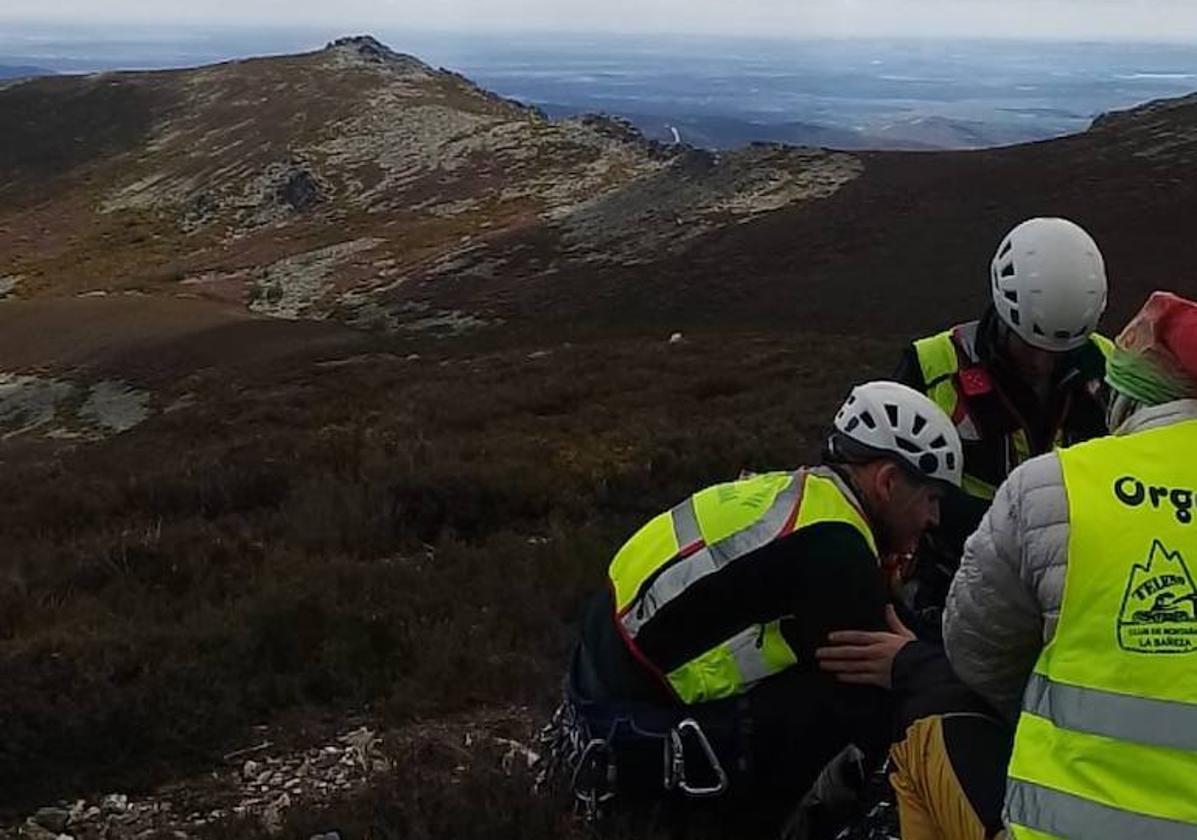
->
[[546, 382, 962, 836], [895, 217, 1113, 624]]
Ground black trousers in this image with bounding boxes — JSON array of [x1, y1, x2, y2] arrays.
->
[[589, 667, 891, 837]]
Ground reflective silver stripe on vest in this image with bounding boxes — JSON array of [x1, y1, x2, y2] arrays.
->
[[670, 497, 703, 550], [1024, 672, 1197, 753], [621, 547, 718, 636], [1006, 778, 1197, 840], [620, 473, 804, 639], [727, 625, 772, 688]]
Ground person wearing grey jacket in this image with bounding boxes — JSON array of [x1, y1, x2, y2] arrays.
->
[[944, 293, 1197, 724], [821, 291, 1197, 840], [944, 396, 1197, 720]]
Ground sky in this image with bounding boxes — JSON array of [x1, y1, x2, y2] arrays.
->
[[3, 0, 1197, 42]]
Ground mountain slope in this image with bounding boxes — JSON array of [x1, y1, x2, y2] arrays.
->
[[3, 36, 1196, 345], [3, 38, 1197, 833], [0, 36, 861, 334]]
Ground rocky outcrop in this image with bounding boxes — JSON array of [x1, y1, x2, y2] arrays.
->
[[0, 35, 868, 334], [2, 719, 539, 840], [1090, 92, 1197, 132], [324, 35, 432, 73], [554, 144, 863, 264], [0, 373, 150, 440], [278, 168, 321, 211]]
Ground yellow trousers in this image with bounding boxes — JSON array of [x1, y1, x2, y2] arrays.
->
[[889, 715, 1006, 840]]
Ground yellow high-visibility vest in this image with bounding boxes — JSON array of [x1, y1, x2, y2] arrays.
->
[[913, 325, 1112, 503], [609, 467, 877, 705], [913, 325, 999, 500], [1006, 419, 1197, 839]]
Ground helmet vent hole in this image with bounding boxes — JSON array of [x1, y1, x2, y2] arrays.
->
[[885, 404, 900, 427], [911, 414, 927, 435], [918, 453, 939, 474], [1073, 326, 1087, 337], [1001, 263, 1016, 278], [929, 434, 947, 449], [1054, 329, 1071, 340], [1033, 323, 1045, 336], [895, 437, 921, 454], [998, 241, 1013, 258], [846, 417, 860, 433], [860, 411, 876, 430], [1004, 290, 1018, 303], [946, 452, 956, 470]]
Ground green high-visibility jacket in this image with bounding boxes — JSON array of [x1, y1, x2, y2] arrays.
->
[[1005, 420, 1197, 838], [913, 323, 1113, 502], [608, 467, 877, 705]]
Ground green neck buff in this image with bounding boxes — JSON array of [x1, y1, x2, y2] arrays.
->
[[1106, 345, 1196, 407]]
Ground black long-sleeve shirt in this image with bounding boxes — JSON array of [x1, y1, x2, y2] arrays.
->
[[576, 520, 888, 704]]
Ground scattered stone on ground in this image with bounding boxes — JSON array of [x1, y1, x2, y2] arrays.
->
[[0, 275, 22, 299], [0, 712, 539, 840], [31, 810, 68, 833], [79, 382, 151, 434], [0, 374, 151, 440], [0, 374, 75, 438], [248, 238, 383, 320]]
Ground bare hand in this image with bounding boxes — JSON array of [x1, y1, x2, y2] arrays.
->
[[815, 605, 916, 689]]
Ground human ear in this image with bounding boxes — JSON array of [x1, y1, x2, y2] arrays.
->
[[875, 461, 900, 503]]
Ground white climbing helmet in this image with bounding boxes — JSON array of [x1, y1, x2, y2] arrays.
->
[[990, 217, 1108, 352], [832, 381, 963, 488]]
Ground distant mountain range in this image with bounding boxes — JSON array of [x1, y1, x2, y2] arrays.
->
[[536, 104, 889, 150], [2, 35, 1196, 339], [6, 30, 1197, 151], [537, 104, 1050, 150], [0, 65, 53, 80], [421, 35, 1197, 152]]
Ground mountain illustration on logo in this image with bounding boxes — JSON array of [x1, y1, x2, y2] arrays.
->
[[1117, 540, 1197, 654]]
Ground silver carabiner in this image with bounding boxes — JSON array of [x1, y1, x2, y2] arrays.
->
[[572, 738, 616, 820], [669, 718, 729, 798]]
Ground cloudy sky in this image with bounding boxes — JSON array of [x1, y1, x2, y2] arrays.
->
[[3, 0, 1197, 41]]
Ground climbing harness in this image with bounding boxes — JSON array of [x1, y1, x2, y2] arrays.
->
[[534, 695, 730, 822]]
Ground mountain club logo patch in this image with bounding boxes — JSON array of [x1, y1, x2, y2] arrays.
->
[[1117, 541, 1197, 654]]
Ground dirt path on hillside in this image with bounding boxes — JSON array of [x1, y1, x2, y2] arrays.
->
[[0, 296, 368, 384]]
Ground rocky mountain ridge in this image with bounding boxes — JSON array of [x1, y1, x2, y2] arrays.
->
[[3, 36, 1196, 346], [0, 35, 862, 335]]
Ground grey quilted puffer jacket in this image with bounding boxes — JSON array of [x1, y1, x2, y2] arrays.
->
[[943, 398, 1197, 721]]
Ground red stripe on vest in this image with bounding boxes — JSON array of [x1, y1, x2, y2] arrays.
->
[[608, 579, 681, 701]]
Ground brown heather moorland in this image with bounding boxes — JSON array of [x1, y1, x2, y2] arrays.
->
[[2, 35, 1197, 838]]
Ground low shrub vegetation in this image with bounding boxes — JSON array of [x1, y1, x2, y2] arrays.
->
[[0, 332, 890, 819]]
